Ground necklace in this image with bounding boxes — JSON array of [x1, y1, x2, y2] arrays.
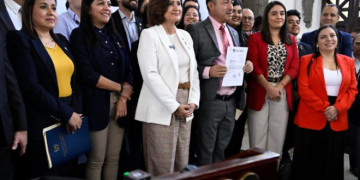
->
[[40, 38, 54, 46]]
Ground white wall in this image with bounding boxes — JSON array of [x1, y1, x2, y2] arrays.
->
[[198, 0, 209, 20], [56, 0, 67, 15]]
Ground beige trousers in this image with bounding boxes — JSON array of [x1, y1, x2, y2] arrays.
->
[[248, 88, 289, 155], [142, 89, 192, 177], [86, 92, 125, 180]]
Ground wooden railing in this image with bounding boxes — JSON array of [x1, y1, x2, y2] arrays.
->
[[152, 148, 280, 180]]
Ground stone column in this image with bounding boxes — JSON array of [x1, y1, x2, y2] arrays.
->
[[242, 0, 269, 17]]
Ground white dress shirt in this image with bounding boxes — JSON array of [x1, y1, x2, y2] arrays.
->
[[118, 10, 138, 51], [4, 0, 21, 30]]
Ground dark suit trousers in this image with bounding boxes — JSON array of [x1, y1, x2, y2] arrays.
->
[[127, 115, 145, 171], [0, 146, 14, 180], [196, 97, 236, 166], [224, 108, 247, 158], [19, 140, 72, 179], [282, 100, 299, 159]]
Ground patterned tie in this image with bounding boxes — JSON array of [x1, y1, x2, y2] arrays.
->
[[219, 25, 230, 54]]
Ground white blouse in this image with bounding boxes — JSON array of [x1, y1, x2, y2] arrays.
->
[[168, 34, 190, 83], [323, 67, 342, 96]]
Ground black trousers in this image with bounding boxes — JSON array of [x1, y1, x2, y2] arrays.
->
[[0, 146, 14, 180], [282, 100, 299, 160], [16, 140, 73, 179], [127, 118, 145, 171], [224, 108, 247, 158]]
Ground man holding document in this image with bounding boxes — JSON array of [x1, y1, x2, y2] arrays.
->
[[186, 0, 253, 166]]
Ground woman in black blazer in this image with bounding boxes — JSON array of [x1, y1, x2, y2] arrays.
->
[[69, 0, 133, 179], [6, 0, 82, 178]]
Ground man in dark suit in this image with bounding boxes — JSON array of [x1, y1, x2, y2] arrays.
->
[[110, 0, 144, 173], [187, 0, 253, 166], [0, 0, 21, 37], [111, 0, 142, 54], [0, 27, 27, 180], [286, 10, 312, 57], [301, 4, 352, 57], [281, 9, 312, 165], [347, 33, 360, 177]]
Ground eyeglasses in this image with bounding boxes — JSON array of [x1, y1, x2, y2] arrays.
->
[[243, 16, 254, 21]]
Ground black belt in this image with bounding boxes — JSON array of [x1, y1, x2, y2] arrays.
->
[[268, 76, 283, 83], [215, 94, 233, 101]]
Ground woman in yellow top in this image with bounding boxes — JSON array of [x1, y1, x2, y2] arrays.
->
[[6, 0, 82, 178]]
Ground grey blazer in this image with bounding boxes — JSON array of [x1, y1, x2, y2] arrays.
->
[[186, 17, 245, 110]]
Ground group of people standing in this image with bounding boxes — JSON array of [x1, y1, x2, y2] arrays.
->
[[0, 0, 359, 180]]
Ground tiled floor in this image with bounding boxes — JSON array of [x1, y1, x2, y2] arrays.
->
[[237, 110, 357, 180]]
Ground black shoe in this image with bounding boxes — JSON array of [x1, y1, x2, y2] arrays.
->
[[350, 167, 358, 177]]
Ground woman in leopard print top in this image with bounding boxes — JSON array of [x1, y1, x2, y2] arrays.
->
[[245, 1, 299, 155]]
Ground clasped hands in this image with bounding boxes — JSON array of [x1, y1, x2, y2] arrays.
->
[[174, 103, 196, 119], [267, 83, 284, 101], [116, 84, 133, 119], [209, 61, 253, 78], [324, 106, 338, 122]]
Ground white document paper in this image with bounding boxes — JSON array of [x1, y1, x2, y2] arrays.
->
[[222, 47, 248, 86]]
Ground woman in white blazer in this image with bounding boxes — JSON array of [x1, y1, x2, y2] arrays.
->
[[135, 0, 200, 176]]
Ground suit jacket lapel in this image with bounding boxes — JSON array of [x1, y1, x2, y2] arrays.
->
[[54, 38, 74, 61], [337, 30, 343, 53], [135, 17, 143, 35], [155, 25, 179, 77], [337, 54, 348, 97], [31, 38, 58, 87], [113, 10, 130, 52], [0, 0, 15, 31], [54, 37, 76, 85], [227, 24, 240, 47], [313, 56, 327, 93], [203, 18, 219, 50]]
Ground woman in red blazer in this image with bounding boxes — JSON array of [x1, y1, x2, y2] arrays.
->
[[246, 1, 299, 155], [292, 25, 357, 180]]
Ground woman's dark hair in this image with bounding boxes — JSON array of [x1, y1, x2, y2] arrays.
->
[[79, 0, 123, 47], [307, 25, 339, 76], [183, 0, 199, 8], [147, 0, 171, 26], [260, 1, 292, 45], [177, 5, 201, 30], [142, 5, 149, 27], [135, 0, 145, 18], [253, 15, 262, 32], [21, 0, 57, 38]]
